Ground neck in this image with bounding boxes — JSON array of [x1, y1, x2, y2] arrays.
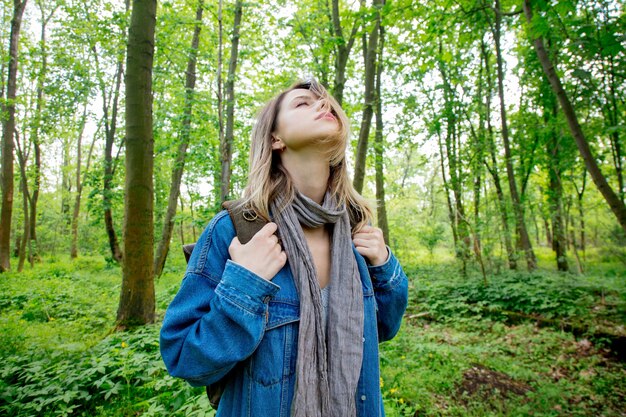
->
[[281, 150, 330, 204]]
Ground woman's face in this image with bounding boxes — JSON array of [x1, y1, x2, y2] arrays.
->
[[271, 88, 339, 153]]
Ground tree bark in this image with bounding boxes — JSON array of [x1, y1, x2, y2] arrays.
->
[[28, 1, 56, 265], [545, 100, 568, 271], [523, 0, 626, 234], [91, 1, 128, 264], [0, 0, 27, 272], [14, 130, 28, 272], [70, 102, 90, 259], [494, 0, 536, 270], [219, 0, 242, 204], [353, 0, 383, 193], [154, 0, 203, 277], [117, 0, 157, 327], [330, 0, 361, 105], [373, 24, 389, 244]]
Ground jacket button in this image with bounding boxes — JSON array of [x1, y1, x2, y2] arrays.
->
[[361, 395, 366, 401], [362, 337, 365, 342]]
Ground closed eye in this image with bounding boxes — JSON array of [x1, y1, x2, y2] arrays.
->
[[296, 101, 308, 107]]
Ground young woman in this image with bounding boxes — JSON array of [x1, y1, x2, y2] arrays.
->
[[160, 79, 408, 417]]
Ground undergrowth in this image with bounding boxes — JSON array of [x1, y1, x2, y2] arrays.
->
[[0, 252, 624, 416]]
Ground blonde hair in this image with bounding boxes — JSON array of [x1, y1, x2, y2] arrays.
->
[[241, 79, 372, 232]]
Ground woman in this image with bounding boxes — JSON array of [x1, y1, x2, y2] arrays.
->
[[160, 79, 408, 417]]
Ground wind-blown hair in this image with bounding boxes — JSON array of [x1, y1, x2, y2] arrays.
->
[[241, 78, 372, 232]]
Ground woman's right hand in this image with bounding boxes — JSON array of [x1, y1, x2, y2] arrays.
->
[[228, 222, 287, 281]]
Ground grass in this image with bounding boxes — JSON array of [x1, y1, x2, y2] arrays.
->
[[0, 248, 625, 416]]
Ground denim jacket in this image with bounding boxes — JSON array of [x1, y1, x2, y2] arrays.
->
[[160, 210, 409, 417]]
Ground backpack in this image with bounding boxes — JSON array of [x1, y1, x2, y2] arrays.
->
[[181, 199, 268, 409]]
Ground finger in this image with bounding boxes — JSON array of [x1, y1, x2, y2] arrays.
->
[[229, 236, 241, 248], [355, 245, 374, 258], [255, 222, 278, 238]]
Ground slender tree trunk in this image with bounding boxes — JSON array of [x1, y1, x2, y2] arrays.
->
[[523, 0, 626, 234], [28, 2, 55, 264], [604, 55, 624, 204], [178, 195, 185, 245], [215, 0, 223, 206], [70, 103, 89, 259], [438, 41, 470, 273], [14, 130, 28, 272], [0, 0, 27, 272], [481, 38, 516, 270], [494, 0, 536, 270], [95, 1, 128, 264], [154, 0, 203, 277], [545, 102, 568, 272], [373, 24, 389, 244], [219, 0, 242, 204], [353, 0, 383, 193], [330, 0, 361, 106], [573, 167, 587, 259], [437, 131, 459, 248], [117, 0, 157, 327]]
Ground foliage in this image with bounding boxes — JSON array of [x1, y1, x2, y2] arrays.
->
[[1, 255, 625, 416]]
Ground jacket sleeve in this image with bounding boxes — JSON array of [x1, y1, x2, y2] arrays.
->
[[159, 211, 280, 387], [367, 249, 409, 342]]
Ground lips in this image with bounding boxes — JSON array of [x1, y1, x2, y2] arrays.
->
[[316, 112, 336, 121]]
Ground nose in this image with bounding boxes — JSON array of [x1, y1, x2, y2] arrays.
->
[[314, 97, 326, 111]]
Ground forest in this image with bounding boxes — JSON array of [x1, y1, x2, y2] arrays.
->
[[0, 0, 625, 415]]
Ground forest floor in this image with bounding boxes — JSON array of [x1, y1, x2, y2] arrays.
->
[[0, 247, 625, 416]]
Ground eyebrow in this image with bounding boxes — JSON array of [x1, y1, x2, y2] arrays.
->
[[289, 94, 315, 105]]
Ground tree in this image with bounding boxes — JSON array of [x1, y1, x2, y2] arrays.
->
[[522, 0, 626, 235], [374, 23, 389, 243], [117, 0, 157, 326], [219, 0, 242, 204], [353, 0, 383, 194], [154, 0, 203, 277], [492, 0, 536, 270], [0, 0, 28, 272]]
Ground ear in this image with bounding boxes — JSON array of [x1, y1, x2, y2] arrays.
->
[[271, 134, 285, 151]]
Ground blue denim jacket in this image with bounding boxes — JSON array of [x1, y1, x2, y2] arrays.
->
[[160, 210, 409, 417]]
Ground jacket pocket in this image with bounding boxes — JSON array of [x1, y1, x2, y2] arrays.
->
[[246, 300, 299, 386]]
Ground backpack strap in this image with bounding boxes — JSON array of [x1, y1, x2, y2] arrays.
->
[[182, 199, 268, 263], [221, 199, 268, 245], [180, 200, 268, 409]]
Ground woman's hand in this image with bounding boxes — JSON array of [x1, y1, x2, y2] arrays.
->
[[229, 222, 287, 281], [353, 225, 389, 266]]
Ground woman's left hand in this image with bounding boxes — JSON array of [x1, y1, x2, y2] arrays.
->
[[353, 225, 389, 266]]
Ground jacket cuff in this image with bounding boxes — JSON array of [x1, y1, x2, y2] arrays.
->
[[215, 260, 280, 315], [368, 249, 402, 289]]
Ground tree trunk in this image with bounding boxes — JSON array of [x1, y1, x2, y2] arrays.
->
[[14, 130, 28, 272], [219, 0, 243, 204], [0, 0, 27, 272], [95, 1, 128, 264], [481, 38, 516, 270], [575, 168, 587, 257], [373, 24, 389, 244], [215, 0, 223, 206], [545, 101, 568, 272], [523, 0, 626, 234], [28, 2, 56, 265], [117, 0, 157, 327], [330, 0, 361, 105], [154, 0, 203, 277], [353, 0, 383, 193], [494, 0, 536, 270], [71, 103, 89, 259]]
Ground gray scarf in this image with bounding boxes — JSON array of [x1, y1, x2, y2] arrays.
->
[[271, 191, 364, 417]]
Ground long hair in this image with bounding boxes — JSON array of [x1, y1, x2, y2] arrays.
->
[[241, 79, 372, 232]]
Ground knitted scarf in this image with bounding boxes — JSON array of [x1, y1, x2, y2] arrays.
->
[[271, 191, 364, 417]]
